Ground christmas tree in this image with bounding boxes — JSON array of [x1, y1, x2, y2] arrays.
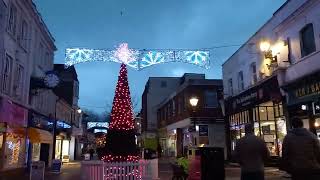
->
[[101, 63, 139, 162]]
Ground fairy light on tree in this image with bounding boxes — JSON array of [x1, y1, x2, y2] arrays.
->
[[101, 63, 139, 162]]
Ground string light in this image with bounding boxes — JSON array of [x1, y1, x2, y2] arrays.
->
[[65, 43, 210, 69]]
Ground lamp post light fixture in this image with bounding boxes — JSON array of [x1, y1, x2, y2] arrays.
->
[[77, 108, 82, 114], [189, 96, 199, 146]]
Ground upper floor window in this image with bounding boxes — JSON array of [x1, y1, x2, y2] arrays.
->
[[160, 81, 167, 88], [300, 23, 316, 57], [2, 55, 13, 94], [7, 4, 17, 36], [13, 63, 24, 99], [204, 90, 218, 108], [238, 71, 244, 91], [251, 63, 257, 85], [228, 79, 233, 96], [20, 20, 28, 49]]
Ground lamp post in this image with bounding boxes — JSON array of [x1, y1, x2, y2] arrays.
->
[[189, 97, 199, 146]]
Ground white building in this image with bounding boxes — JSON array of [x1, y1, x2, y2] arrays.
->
[[222, 0, 320, 159], [0, 0, 57, 171]]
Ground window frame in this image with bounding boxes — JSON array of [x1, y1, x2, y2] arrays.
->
[[7, 3, 17, 36], [204, 90, 218, 108], [238, 71, 244, 91], [228, 78, 233, 96], [2, 54, 13, 94], [20, 19, 28, 50], [300, 23, 316, 58], [251, 62, 257, 85]]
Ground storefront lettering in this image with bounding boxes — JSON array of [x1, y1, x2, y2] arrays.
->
[[235, 92, 258, 106], [295, 81, 320, 98]]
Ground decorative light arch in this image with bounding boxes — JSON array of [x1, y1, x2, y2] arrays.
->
[[65, 43, 210, 70]]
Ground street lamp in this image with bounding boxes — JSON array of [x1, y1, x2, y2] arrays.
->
[[77, 108, 82, 114], [189, 97, 199, 147]]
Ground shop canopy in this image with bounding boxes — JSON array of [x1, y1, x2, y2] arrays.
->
[[28, 128, 52, 144]]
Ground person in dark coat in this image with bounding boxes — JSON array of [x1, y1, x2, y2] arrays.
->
[[234, 123, 270, 180], [281, 117, 320, 180], [157, 144, 162, 158]]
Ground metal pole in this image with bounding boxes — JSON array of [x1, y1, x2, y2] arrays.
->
[[52, 98, 58, 160]]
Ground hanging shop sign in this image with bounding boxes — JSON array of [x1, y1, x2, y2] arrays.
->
[[29, 112, 53, 131], [199, 125, 208, 137]]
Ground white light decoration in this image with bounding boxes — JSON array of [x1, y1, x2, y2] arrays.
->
[[87, 122, 109, 129], [65, 43, 210, 70], [94, 129, 108, 133]]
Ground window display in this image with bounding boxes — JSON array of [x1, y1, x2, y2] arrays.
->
[[55, 140, 62, 159], [3, 133, 25, 169], [32, 143, 41, 161]]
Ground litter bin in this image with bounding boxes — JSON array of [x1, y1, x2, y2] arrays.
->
[[51, 159, 62, 173], [200, 147, 225, 180]]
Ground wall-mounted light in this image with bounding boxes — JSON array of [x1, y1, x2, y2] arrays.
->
[[260, 39, 287, 64], [196, 125, 199, 132], [301, 105, 307, 111]]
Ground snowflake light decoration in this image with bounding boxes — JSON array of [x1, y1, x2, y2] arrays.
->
[[65, 43, 210, 70]]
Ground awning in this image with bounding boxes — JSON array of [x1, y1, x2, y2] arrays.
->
[[28, 128, 53, 144]]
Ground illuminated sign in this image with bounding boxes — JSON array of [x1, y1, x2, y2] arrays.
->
[[87, 122, 109, 129], [94, 129, 108, 133]]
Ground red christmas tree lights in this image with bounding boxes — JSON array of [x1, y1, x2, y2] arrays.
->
[[101, 63, 139, 162]]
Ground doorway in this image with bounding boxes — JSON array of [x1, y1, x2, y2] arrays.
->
[[40, 143, 50, 167]]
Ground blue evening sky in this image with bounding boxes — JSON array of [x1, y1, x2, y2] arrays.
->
[[34, 0, 286, 113]]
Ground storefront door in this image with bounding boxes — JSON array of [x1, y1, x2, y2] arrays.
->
[[40, 143, 49, 166]]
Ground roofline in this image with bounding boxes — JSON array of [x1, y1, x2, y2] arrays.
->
[[222, 0, 291, 67]]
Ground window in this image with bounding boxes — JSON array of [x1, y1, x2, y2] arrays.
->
[[204, 90, 218, 108], [172, 100, 175, 116], [20, 20, 28, 49], [228, 79, 233, 96], [13, 63, 24, 98], [160, 81, 167, 88], [7, 4, 17, 35], [38, 43, 44, 68], [2, 55, 13, 94], [238, 71, 244, 91], [251, 63, 257, 85], [300, 24, 316, 57]]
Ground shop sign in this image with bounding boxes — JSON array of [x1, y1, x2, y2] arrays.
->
[[0, 122, 6, 132], [294, 81, 320, 98], [0, 98, 27, 127], [233, 92, 259, 108], [29, 112, 53, 131], [199, 125, 208, 137]]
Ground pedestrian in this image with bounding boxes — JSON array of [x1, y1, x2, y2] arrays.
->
[[234, 123, 270, 180], [281, 117, 320, 180]]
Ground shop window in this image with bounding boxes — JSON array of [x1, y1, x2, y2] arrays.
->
[[0, 134, 3, 152], [32, 143, 41, 161], [238, 71, 244, 91], [251, 63, 257, 85], [204, 90, 218, 108], [300, 23, 316, 57]]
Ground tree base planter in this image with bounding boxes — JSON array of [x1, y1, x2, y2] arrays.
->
[[81, 159, 159, 180]]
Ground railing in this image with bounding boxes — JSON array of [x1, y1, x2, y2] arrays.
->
[[81, 159, 159, 180]]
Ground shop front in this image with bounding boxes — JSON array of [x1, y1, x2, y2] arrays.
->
[[283, 71, 320, 138], [54, 121, 71, 162], [28, 111, 54, 167], [0, 97, 28, 171], [226, 76, 287, 157]]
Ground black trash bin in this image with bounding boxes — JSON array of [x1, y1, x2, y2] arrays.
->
[[200, 147, 225, 180]]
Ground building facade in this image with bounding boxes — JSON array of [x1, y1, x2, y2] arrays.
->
[[0, 0, 56, 171], [157, 74, 225, 157], [54, 64, 82, 162], [141, 77, 181, 149], [223, 0, 320, 159]]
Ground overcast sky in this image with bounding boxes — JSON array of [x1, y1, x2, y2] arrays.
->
[[34, 0, 286, 113]]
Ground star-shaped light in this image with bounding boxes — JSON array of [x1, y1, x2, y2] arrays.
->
[[113, 43, 138, 64]]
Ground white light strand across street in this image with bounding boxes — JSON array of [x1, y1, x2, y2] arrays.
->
[[65, 43, 210, 70]]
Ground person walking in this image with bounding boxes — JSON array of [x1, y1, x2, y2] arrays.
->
[[234, 123, 270, 180], [281, 117, 320, 180]]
